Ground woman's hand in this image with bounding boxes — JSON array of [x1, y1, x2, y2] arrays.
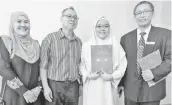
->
[[87, 72, 99, 80], [31, 86, 42, 98], [100, 70, 113, 81], [23, 90, 37, 103]]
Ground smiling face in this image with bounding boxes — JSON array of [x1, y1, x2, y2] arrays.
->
[[95, 19, 110, 40], [13, 15, 30, 36], [61, 8, 78, 30], [134, 3, 154, 28]]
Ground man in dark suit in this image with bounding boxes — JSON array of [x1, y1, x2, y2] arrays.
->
[[119, 1, 171, 105]]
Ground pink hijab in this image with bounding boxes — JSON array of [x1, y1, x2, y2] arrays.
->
[[1, 12, 40, 64]]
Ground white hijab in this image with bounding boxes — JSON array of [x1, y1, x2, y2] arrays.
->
[[90, 16, 125, 69], [1, 12, 40, 64]]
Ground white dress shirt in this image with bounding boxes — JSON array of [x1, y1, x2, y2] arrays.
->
[[137, 25, 151, 44], [137, 25, 155, 82]]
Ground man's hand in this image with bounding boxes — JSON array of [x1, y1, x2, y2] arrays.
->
[[142, 69, 154, 81], [79, 85, 83, 96], [117, 86, 124, 97], [43, 85, 53, 102]]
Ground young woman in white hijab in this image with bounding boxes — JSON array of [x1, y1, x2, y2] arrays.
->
[[0, 12, 42, 105], [80, 17, 127, 105]]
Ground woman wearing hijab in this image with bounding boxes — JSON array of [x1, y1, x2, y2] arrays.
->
[[0, 12, 42, 105], [80, 17, 127, 105]]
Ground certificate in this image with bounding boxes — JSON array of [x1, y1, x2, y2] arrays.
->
[[138, 50, 164, 87], [91, 45, 113, 74]]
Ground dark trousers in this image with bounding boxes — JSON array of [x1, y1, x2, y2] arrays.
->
[[45, 80, 79, 105], [125, 98, 160, 105]]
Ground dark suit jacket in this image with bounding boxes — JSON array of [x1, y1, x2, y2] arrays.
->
[[120, 26, 171, 102]]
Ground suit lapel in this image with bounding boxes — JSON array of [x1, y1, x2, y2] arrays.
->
[[130, 29, 137, 61], [143, 26, 160, 56]]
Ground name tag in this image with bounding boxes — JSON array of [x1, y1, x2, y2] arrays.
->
[[146, 42, 155, 45]]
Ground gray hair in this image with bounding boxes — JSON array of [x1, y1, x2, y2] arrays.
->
[[62, 6, 76, 16]]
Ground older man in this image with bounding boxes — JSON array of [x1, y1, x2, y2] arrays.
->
[[40, 7, 82, 105]]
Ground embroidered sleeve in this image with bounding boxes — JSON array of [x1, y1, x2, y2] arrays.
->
[[7, 77, 23, 90], [0, 38, 28, 96]]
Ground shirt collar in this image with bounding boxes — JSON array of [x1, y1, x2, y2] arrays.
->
[[59, 28, 77, 41]]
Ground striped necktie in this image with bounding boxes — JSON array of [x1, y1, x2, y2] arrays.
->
[[137, 32, 146, 79]]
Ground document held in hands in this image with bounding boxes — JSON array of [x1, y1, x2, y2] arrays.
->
[[138, 50, 162, 70], [138, 50, 164, 87], [91, 45, 113, 74]]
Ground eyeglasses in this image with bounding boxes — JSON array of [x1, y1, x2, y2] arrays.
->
[[135, 10, 152, 16], [63, 15, 79, 20], [96, 25, 110, 28]]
